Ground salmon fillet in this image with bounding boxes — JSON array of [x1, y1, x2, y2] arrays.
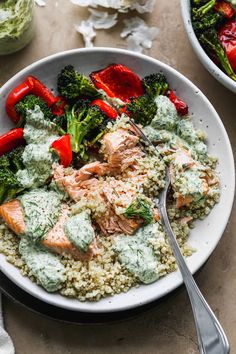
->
[[0, 200, 25, 235], [53, 164, 102, 202], [176, 195, 193, 208], [77, 161, 110, 181], [102, 129, 139, 156], [0, 199, 96, 261], [43, 205, 97, 261], [101, 129, 144, 171]]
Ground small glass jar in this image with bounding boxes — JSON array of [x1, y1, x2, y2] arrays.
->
[[0, 0, 35, 55]]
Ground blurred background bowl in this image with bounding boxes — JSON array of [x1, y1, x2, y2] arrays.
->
[[181, 0, 236, 94]]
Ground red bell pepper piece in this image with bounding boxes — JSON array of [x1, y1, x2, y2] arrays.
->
[[29, 76, 58, 107], [90, 64, 144, 102], [51, 134, 72, 168], [6, 77, 34, 124], [91, 99, 118, 119], [6, 76, 59, 123], [214, 1, 235, 19], [167, 90, 188, 116], [0, 128, 25, 156], [218, 20, 236, 71]]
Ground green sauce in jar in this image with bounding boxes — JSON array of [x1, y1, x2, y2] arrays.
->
[[0, 0, 35, 55]]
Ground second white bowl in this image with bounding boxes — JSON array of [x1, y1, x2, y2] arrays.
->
[[181, 0, 236, 93]]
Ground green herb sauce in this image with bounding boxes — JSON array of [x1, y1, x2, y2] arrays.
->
[[0, 0, 34, 55], [20, 189, 62, 242], [113, 223, 164, 284], [64, 210, 95, 252], [16, 105, 59, 188], [19, 237, 65, 292]]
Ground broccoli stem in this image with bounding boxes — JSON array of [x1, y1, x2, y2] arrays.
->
[[193, 0, 216, 18], [200, 32, 236, 81]]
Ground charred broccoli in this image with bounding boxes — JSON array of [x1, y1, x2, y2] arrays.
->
[[199, 29, 236, 81], [192, 11, 223, 33], [7, 146, 25, 172], [127, 72, 169, 125], [124, 197, 154, 225], [192, 0, 216, 19], [57, 65, 100, 102], [0, 147, 25, 204], [15, 94, 54, 123], [65, 100, 106, 159], [142, 73, 169, 97], [126, 94, 157, 126]]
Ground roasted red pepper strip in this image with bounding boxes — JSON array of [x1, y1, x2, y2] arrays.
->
[[90, 64, 144, 102], [91, 99, 118, 119], [167, 90, 188, 116], [29, 76, 58, 107], [6, 76, 59, 123], [218, 20, 236, 71], [214, 1, 235, 19], [6, 77, 34, 124], [51, 134, 72, 168], [0, 128, 25, 156]]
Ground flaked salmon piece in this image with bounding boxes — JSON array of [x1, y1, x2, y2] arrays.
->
[[97, 209, 140, 235], [102, 128, 139, 156], [65, 178, 99, 202], [101, 128, 143, 170], [180, 216, 193, 225], [76, 161, 110, 181], [53, 164, 99, 202], [202, 173, 219, 186], [176, 195, 193, 209], [102, 180, 136, 208], [108, 147, 144, 171], [153, 209, 160, 221], [43, 205, 97, 261], [0, 199, 25, 235], [116, 215, 141, 234]]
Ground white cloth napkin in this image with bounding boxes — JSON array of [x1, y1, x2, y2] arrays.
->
[[0, 294, 15, 354]]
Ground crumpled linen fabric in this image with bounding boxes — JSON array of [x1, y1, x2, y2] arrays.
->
[[0, 294, 15, 354]]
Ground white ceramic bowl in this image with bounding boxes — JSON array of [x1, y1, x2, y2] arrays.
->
[[0, 48, 234, 313], [181, 0, 236, 93]]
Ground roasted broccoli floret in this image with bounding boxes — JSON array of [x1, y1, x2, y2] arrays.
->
[[0, 147, 25, 204], [124, 197, 154, 225], [7, 146, 25, 172], [65, 100, 106, 159], [126, 94, 157, 126], [192, 11, 223, 33], [15, 94, 54, 123], [199, 29, 236, 81], [0, 169, 21, 204], [192, 0, 216, 19], [0, 154, 10, 170], [142, 73, 169, 97], [57, 65, 100, 102], [191, 0, 210, 5], [52, 114, 67, 134]]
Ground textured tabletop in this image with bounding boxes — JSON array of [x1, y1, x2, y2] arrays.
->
[[0, 1, 235, 353]]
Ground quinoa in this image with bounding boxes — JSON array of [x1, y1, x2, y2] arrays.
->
[[0, 217, 195, 301]]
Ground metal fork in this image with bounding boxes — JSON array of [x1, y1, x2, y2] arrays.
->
[[130, 119, 230, 354]]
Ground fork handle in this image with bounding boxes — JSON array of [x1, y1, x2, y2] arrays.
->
[[159, 204, 230, 354]]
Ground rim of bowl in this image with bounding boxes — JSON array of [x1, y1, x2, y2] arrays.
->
[[180, 0, 236, 93], [0, 47, 235, 313]]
